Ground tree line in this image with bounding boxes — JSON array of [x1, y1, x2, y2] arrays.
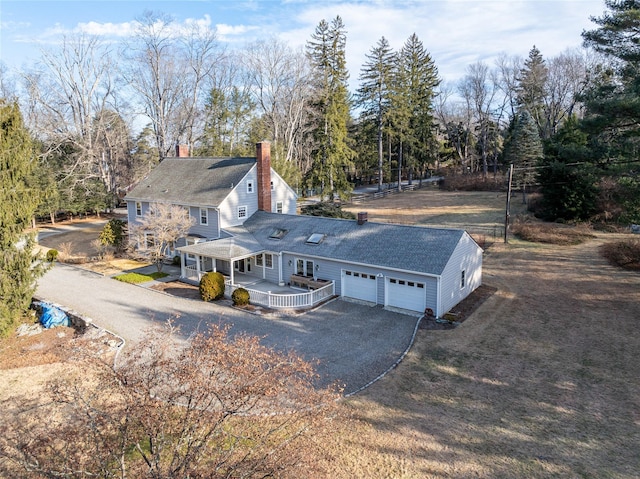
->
[[1, 3, 640, 221]]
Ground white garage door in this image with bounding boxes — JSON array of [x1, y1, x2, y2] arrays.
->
[[386, 277, 426, 312], [342, 270, 377, 303]]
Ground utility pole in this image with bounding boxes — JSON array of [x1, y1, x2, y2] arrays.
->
[[504, 164, 513, 244]]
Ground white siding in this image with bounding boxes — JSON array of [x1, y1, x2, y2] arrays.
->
[[218, 168, 259, 228], [270, 170, 298, 215], [439, 233, 483, 316]]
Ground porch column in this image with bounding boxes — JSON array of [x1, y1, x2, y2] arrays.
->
[[230, 258, 235, 285], [196, 254, 202, 281], [278, 253, 284, 286], [180, 252, 186, 279], [262, 255, 266, 280]]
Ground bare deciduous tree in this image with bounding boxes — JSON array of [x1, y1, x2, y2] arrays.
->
[[243, 37, 313, 184], [129, 202, 195, 271], [123, 10, 222, 162], [0, 324, 343, 478], [23, 33, 124, 207]]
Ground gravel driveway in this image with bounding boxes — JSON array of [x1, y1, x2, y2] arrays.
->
[[36, 263, 420, 395]]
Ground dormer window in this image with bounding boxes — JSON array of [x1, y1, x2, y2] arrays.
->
[[306, 233, 325, 244], [199, 207, 208, 225], [247, 181, 254, 194]]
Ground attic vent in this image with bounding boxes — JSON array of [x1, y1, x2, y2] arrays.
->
[[306, 233, 325, 244], [269, 228, 288, 240]]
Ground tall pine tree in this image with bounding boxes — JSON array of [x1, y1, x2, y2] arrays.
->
[[517, 46, 549, 138], [503, 109, 544, 202], [306, 16, 355, 201], [388, 34, 440, 188], [0, 101, 48, 335], [356, 37, 395, 192]]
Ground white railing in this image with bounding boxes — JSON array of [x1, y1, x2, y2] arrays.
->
[[184, 264, 200, 282], [225, 281, 335, 310]]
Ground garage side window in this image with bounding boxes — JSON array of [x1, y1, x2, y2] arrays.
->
[[461, 270, 466, 288]]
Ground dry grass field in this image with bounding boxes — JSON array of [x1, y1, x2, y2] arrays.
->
[[331, 188, 640, 478], [2, 189, 639, 478]]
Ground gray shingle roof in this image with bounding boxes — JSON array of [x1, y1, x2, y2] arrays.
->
[[125, 157, 255, 207], [243, 211, 466, 276], [179, 226, 263, 260]]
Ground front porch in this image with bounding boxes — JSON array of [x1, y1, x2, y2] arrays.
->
[[184, 266, 335, 310]]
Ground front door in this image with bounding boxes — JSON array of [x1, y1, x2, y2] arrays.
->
[[296, 258, 314, 277]]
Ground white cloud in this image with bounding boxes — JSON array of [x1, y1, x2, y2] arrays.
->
[[76, 21, 136, 37]]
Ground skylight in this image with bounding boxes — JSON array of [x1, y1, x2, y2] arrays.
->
[[306, 233, 325, 244], [269, 228, 288, 240]]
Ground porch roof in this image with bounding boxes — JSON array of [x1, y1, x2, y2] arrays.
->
[[177, 227, 263, 261]]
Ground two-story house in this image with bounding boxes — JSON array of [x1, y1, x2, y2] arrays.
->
[[125, 142, 483, 317]]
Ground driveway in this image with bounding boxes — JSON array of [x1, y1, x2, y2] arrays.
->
[[36, 263, 420, 395]]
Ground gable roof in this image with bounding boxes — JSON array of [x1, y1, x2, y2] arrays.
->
[[125, 157, 255, 207], [243, 211, 467, 276]]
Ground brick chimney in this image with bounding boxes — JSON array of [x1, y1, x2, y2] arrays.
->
[[176, 144, 189, 157], [357, 212, 368, 225], [256, 142, 272, 212]]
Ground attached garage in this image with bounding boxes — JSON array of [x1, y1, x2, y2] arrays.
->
[[342, 270, 377, 303], [385, 277, 426, 313]]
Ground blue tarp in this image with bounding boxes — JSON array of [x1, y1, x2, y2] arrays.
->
[[38, 301, 70, 328]]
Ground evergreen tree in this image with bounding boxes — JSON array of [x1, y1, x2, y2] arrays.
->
[[517, 46, 549, 138], [398, 34, 440, 183], [306, 16, 355, 201], [0, 101, 48, 335], [356, 37, 395, 191], [503, 109, 544, 202], [582, 0, 640, 158], [538, 117, 598, 221]]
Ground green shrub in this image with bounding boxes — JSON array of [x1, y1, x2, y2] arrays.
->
[[46, 249, 59, 262], [100, 218, 126, 249], [199, 271, 225, 302], [231, 287, 250, 306], [113, 271, 168, 284], [172, 255, 181, 266]]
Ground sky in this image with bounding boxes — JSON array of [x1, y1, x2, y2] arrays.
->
[[1, 0, 605, 88]]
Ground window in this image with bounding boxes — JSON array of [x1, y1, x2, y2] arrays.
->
[[199, 207, 208, 225], [461, 270, 466, 288], [247, 181, 254, 193], [256, 253, 273, 268], [269, 228, 287, 240], [270, 180, 274, 191], [186, 237, 200, 261], [276, 201, 283, 214], [135, 201, 142, 217], [238, 205, 247, 219], [306, 233, 325, 244], [296, 258, 314, 277]]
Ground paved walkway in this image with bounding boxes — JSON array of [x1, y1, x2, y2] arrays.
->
[[36, 263, 421, 395]]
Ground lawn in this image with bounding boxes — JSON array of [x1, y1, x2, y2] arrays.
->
[[326, 188, 640, 478], [113, 271, 168, 284]]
